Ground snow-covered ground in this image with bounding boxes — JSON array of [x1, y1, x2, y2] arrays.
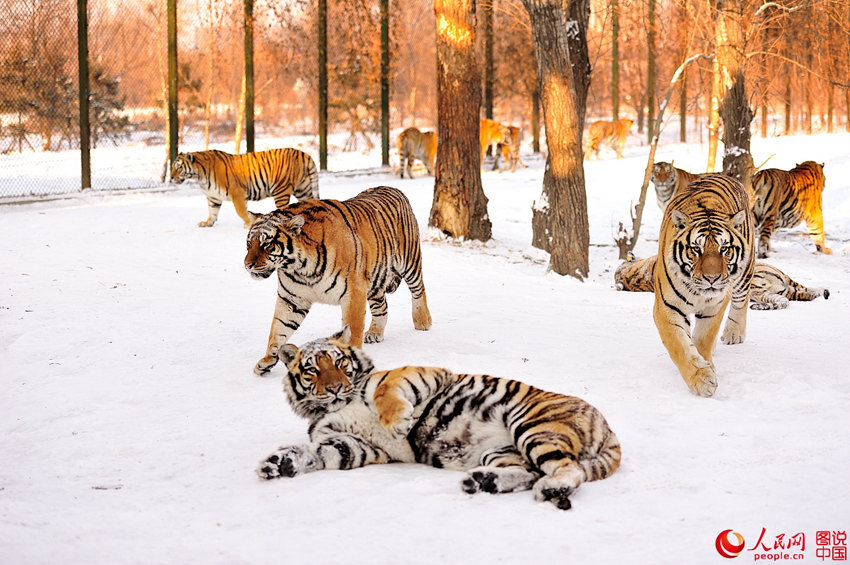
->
[[2, 129, 849, 564]]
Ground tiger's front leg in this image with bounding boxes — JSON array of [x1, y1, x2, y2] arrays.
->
[[256, 436, 391, 480], [199, 197, 223, 227], [255, 288, 312, 376], [654, 299, 718, 397]]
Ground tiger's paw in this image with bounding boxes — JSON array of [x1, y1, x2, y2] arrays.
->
[[461, 467, 536, 495], [364, 330, 384, 344], [256, 446, 315, 480], [721, 326, 745, 345], [533, 478, 575, 510], [377, 399, 414, 438], [685, 365, 718, 397], [197, 219, 215, 228], [254, 354, 279, 376]]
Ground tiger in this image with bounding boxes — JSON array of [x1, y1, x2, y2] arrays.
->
[[653, 174, 755, 397], [583, 118, 633, 160], [170, 148, 319, 228], [615, 254, 829, 310], [493, 125, 528, 173], [479, 118, 508, 167], [397, 127, 437, 178], [751, 161, 831, 258], [244, 186, 432, 376], [256, 327, 621, 511], [650, 162, 704, 211]]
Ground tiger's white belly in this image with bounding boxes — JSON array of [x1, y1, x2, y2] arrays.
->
[[313, 403, 416, 463], [411, 410, 514, 471]]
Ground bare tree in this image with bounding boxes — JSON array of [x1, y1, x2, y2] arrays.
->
[[429, 0, 491, 241], [523, 0, 590, 279]]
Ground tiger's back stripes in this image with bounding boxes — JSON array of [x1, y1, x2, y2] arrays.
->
[[751, 160, 830, 257], [170, 148, 319, 228]]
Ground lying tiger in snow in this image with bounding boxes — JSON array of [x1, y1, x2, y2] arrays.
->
[[170, 148, 319, 228], [256, 328, 621, 511], [244, 186, 432, 376], [615, 254, 829, 310]]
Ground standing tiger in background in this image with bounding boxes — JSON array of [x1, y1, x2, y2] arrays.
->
[[397, 127, 437, 178], [170, 148, 318, 228], [650, 162, 704, 211], [615, 254, 829, 310], [493, 125, 528, 173], [584, 118, 633, 160], [479, 118, 508, 167], [654, 174, 754, 397], [244, 186, 432, 376], [751, 161, 830, 257], [257, 328, 621, 511]]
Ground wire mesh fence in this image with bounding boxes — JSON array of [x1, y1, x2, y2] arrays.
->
[[0, 0, 334, 200]]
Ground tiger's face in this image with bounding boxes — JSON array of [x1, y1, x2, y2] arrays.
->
[[170, 153, 197, 184], [669, 209, 747, 294], [278, 328, 375, 418], [650, 162, 676, 187], [244, 211, 309, 279]]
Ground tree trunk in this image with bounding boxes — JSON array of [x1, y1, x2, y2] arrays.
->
[[318, 0, 328, 170], [716, 0, 754, 199], [784, 66, 791, 135], [380, 0, 390, 166], [647, 0, 656, 143], [531, 85, 541, 153], [523, 0, 589, 279], [482, 0, 493, 120], [430, 0, 491, 242], [611, 0, 619, 120], [678, 0, 687, 142]]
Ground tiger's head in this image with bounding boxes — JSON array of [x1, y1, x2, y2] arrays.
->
[[668, 208, 748, 294], [650, 162, 676, 187], [170, 153, 198, 184], [244, 210, 310, 279], [278, 327, 375, 419]]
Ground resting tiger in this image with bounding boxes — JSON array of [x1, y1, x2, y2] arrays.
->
[[397, 127, 437, 178], [257, 328, 621, 511], [615, 254, 829, 310], [654, 174, 755, 397], [751, 161, 830, 257], [493, 125, 528, 173], [650, 162, 704, 211], [584, 118, 633, 160], [170, 148, 319, 228], [244, 186, 432, 376], [479, 118, 508, 167]]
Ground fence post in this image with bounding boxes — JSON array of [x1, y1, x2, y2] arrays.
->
[[77, 0, 91, 189], [244, 0, 254, 153], [168, 0, 178, 165]]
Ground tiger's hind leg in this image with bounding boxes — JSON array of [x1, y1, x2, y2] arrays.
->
[[461, 447, 539, 495], [749, 290, 789, 310], [400, 260, 432, 332], [805, 209, 832, 254]]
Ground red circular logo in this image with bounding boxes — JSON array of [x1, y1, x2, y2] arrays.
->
[[716, 529, 746, 559]]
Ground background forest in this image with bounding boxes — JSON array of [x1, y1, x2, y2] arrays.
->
[[2, 0, 849, 163]]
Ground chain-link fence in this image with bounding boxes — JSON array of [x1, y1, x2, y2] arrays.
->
[[0, 0, 341, 200]]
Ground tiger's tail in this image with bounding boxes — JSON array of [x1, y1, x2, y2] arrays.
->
[[579, 428, 622, 483]]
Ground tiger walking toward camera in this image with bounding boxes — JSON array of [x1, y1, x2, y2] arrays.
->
[[653, 174, 755, 397], [170, 148, 319, 228], [256, 328, 621, 511]]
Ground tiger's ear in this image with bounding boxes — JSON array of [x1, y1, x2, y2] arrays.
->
[[670, 210, 690, 231], [287, 215, 305, 235], [731, 210, 747, 230], [332, 326, 352, 345], [278, 344, 300, 367], [183, 153, 195, 163]]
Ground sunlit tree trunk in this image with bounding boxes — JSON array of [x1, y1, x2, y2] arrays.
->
[[430, 0, 491, 241], [647, 0, 656, 143], [523, 0, 590, 279], [611, 0, 619, 120], [706, 53, 720, 172], [716, 0, 754, 198]]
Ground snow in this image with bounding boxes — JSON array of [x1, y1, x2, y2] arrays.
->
[[2, 129, 849, 564]]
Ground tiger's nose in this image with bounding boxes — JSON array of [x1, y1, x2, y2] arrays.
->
[[326, 383, 343, 395], [704, 274, 720, 284]]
